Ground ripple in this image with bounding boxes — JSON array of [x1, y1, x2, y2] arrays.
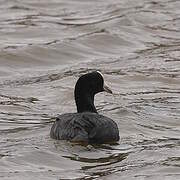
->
[[0, 0, 180, 179]]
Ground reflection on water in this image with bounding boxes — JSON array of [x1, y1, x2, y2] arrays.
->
[[0, 0, 180, 179]]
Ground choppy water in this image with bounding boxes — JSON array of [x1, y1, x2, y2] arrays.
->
[[0, 0, 180, 179]]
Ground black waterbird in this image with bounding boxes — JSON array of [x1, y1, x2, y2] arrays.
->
[[50, 71, 119, 144]]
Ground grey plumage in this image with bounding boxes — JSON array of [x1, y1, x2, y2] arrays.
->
[[50, 112, 119, 144]]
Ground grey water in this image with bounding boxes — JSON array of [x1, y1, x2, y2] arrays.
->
[[0, 0, 180, 179]]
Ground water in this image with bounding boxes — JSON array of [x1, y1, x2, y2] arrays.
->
[[0, 0, 180, 179]]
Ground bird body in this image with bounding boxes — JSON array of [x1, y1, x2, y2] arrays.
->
[[50, 112, 119, 144]]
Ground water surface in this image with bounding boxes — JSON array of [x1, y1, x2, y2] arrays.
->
[[0, 0, 180, 179]]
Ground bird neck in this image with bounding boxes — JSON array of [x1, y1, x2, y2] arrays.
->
[[75, 92, 97, 113]]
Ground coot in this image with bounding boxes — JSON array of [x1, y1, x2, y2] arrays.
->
[[50, 71, 119, 144]]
